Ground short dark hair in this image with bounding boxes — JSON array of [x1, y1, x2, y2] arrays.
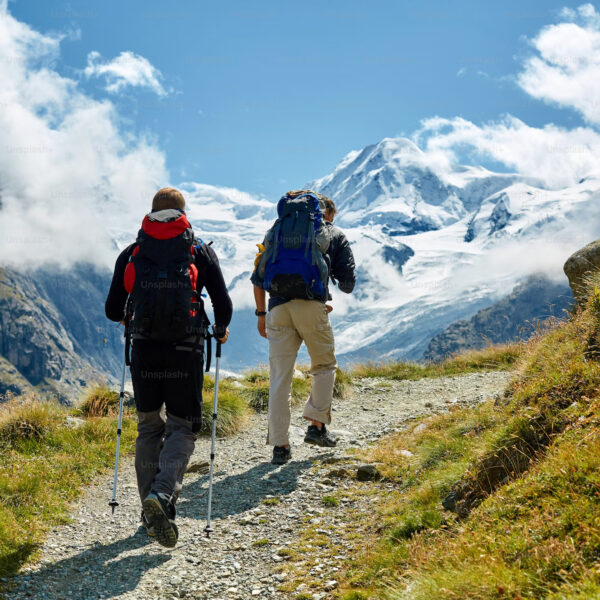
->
[[152, 187, 186, 211], [322, 197, 337, 215]]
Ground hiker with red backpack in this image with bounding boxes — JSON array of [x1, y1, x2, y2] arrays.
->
[[251, 190, 355, 465], [105, 187, 232, 547]]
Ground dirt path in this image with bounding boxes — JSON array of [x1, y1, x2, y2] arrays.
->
[[5, 371, 511, 600]]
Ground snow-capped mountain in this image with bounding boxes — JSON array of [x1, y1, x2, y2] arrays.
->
[[311, 138, 519, 231], [304, 137, 597, 363]]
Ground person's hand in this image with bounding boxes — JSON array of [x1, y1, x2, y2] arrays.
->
[[325, 304, 333, 313], [217, 327, 230, 344], [257, 315, 267, 338]]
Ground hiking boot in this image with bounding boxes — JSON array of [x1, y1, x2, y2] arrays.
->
[[272, 446, 292, 465], [140, 511, 155, 537], [304, 424, 337, 447], [142, 491, 179, 548]]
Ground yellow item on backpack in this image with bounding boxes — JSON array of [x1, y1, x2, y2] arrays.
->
[[254, 243, 265, 271]]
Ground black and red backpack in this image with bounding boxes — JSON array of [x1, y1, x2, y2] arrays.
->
[[123, 209, 210, 345]]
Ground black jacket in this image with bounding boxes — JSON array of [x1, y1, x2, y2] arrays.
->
[[105, 242, 233, 335], [324, 222, 356, 294]]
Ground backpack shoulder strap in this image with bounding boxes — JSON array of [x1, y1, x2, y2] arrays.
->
[[271, 220, 283, 262], [194, 239, 215, 270]]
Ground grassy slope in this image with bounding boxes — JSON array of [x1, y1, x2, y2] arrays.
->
[[330, 293, 600, 599], [349, 343, 522, 381], [0, 398, 138, 578]]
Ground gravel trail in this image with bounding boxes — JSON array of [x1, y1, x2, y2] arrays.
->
[[5, 371, 511, 600]]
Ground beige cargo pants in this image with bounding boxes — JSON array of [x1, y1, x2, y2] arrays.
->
[[266, 299, 337, 447]]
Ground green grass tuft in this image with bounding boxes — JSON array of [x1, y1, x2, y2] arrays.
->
[[340, 592, 369, 600], [201, 375, 249, 436], [0, 400, 65, 445], [78, 384, 120, 418], [322, 495, 340, 507], [334, 367, 352, 399], [390, 509, 443, 542], [238, 366, 313, 412], [262, 496, 280, 505]]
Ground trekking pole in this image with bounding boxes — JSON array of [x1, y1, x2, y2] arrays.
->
[[109, 306, 131, 514], [205, 338, 222, 538], [109, 351, 127, 514]]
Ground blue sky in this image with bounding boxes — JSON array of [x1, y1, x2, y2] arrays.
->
[[7, 0, 591, 198]]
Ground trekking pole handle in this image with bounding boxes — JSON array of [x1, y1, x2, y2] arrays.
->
[[216, 341, 222, 358]]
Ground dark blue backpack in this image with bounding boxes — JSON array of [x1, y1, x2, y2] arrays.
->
[[258, 191, 331, 299]]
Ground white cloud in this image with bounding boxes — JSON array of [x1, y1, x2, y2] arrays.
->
[[413, 114, 600, 189], [84, 50, 167, 96], [0, 9, 168, 268], [517, 3, 600, 125]]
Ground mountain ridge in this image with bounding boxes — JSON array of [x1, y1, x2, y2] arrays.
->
[[424, 275, 573, 362]]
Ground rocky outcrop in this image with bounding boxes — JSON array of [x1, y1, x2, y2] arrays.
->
[[489, 196, 511, 235], [380, 243, 414, 272], [424, 275, 573, 362], [0, 264, 122, 402], [564, 239, 600, 304], [0, 354, 33, 396], [34, 264, 123, 377]]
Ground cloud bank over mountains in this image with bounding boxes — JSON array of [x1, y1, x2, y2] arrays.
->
[[0, 3, 599, 272]]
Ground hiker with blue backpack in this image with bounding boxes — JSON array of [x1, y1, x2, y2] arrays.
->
[[105, 187, 232, 547], [251, 190, 356, 465]]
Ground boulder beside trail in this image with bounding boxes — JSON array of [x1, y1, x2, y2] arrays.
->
[[356, 464, 381, 481], [564, 239, 600, 304]]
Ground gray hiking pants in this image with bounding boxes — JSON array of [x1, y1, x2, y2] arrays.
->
[[135, 406, 196, 503], [130, 338, 204, 504]]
